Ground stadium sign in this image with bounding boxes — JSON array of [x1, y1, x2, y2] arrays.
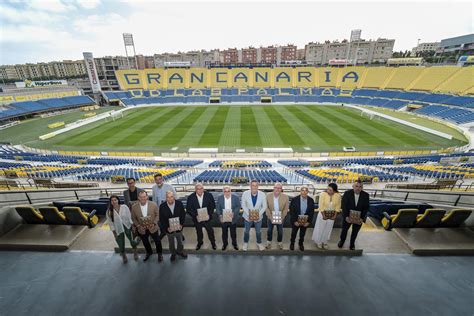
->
[[15, 80, 67, 88], [328, 59, 352, 65], [115, 67, 361, 90], [164, 61, 192, 67], [83, 52, 102, 93]]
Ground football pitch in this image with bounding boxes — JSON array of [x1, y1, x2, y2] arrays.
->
[[6, 104, 468, 154]]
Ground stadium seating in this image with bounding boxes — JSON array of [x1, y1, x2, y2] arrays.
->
[[15, 206, 45, 224], [295, 168, 407, 183], [78, 168, 186, 183], [110, 85, 474, 123], [435, 67, 474, 94], [383, 165, 474, 179], [439, 209, 472, 227], [359, 67, 394, 89], [209, 160, 272, 168], [384, 67, 424, 90], [38, 206, 68, 225], [382, 209, 419, 230], [278, 160, 311, 167], [1, 165, 102, 179], [407, 66, 459, 91], [0, 95, 95, 120], [85, 158, 202, 167], [193, 170, 286, 184], [106, 66, 474, 124], [381, 208, 472, 229], [414, 209, 446, 228], [62, 206, 98, 228]]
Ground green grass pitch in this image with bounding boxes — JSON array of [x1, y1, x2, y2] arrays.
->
[[2, 104, 467, 154]]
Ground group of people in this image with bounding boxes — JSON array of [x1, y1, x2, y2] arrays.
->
[[106, 173, 370, 263]]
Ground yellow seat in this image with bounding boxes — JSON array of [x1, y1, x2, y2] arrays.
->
[[15, 206, 45, 224], [62, 206, 99, 228], [382, 209, 418, 230], [440, 209, 472, 228], [414, 209, 446, 228], [38, 206, 67, 225]]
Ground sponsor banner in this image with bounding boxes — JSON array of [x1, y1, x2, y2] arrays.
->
[[83, 52, 101, 93], [15, 80, 67, 88]]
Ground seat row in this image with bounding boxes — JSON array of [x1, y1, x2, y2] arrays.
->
[[194, 170, 287, 184], [15, 206, 99, 228], [381, 209, 472, 230]]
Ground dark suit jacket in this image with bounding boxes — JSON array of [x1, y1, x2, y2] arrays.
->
[[289, 195, 315, 224], [159, 200, 186, 233], [186, 191, 216, 220], [123, 187, 144, 208], [216, 194, 241, 225], [341, 189, 370, 221]]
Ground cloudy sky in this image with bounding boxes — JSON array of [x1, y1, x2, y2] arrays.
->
[[0, 0, 472, 65]]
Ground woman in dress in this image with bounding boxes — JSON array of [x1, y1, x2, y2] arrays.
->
[[312, 183, 341, 249], [106, 195, 139, 263]]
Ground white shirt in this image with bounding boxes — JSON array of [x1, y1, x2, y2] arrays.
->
[[168, 202, 175, 215], [197, 194, 204, 208], [106, 205, 133, 235], [140, 202, 148, 217], [354, 193, 360, 207], [224, 195, 232, 210], [273, 195, 280, 214]]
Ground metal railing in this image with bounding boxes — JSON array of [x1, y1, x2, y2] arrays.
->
[[0, 187, 103, 207], [365, 188, 474, 207], [385, 182, 474, 192], [1, 185, 472, 209]]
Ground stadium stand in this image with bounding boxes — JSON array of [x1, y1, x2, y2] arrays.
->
[[407, 66, 460, 91], [381, 208, 473, 230], [193, 170, 286, 184], [384, 67, 426, 90], [359, 67, 394, 89], [295, 168, 407, 183], [208, 160, 272, 168], [278, 160, 311, 167], [0, 95, 96, 120], [107, 87, 474, 123], [435, 67, 474, 94], [382, 165, 474, 179], [0, 146, 203, 168], [106, 66, 474, 124], [77, 168, 186, 183], [0, 165, 102, 179]]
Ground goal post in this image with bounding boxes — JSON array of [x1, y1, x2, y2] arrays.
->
[[106, 111, 124, 122], [360, 111, 375, 120]]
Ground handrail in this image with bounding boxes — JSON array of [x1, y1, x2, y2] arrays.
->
[[385, 182, 474, 192], [364, 188, 474, 207], [1, 186, 472, 208]]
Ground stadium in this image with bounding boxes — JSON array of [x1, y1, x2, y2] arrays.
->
[[1, 2, 474, 315]]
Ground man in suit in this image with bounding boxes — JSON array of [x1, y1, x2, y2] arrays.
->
[[338, 180, 370, 250], [123, 177, 144, 209], [159, 190, 188, 262], [289, 186, 315, 251], [131, 190, 163, 262], [151, 173, 177, 241], [216, 186, 241, 251], [186, 183, 217, 250], [265, 182, 289, 250], [241, 180, 268, 251]]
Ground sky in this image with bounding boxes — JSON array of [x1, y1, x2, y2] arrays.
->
[[0, 0, 472, 65]]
